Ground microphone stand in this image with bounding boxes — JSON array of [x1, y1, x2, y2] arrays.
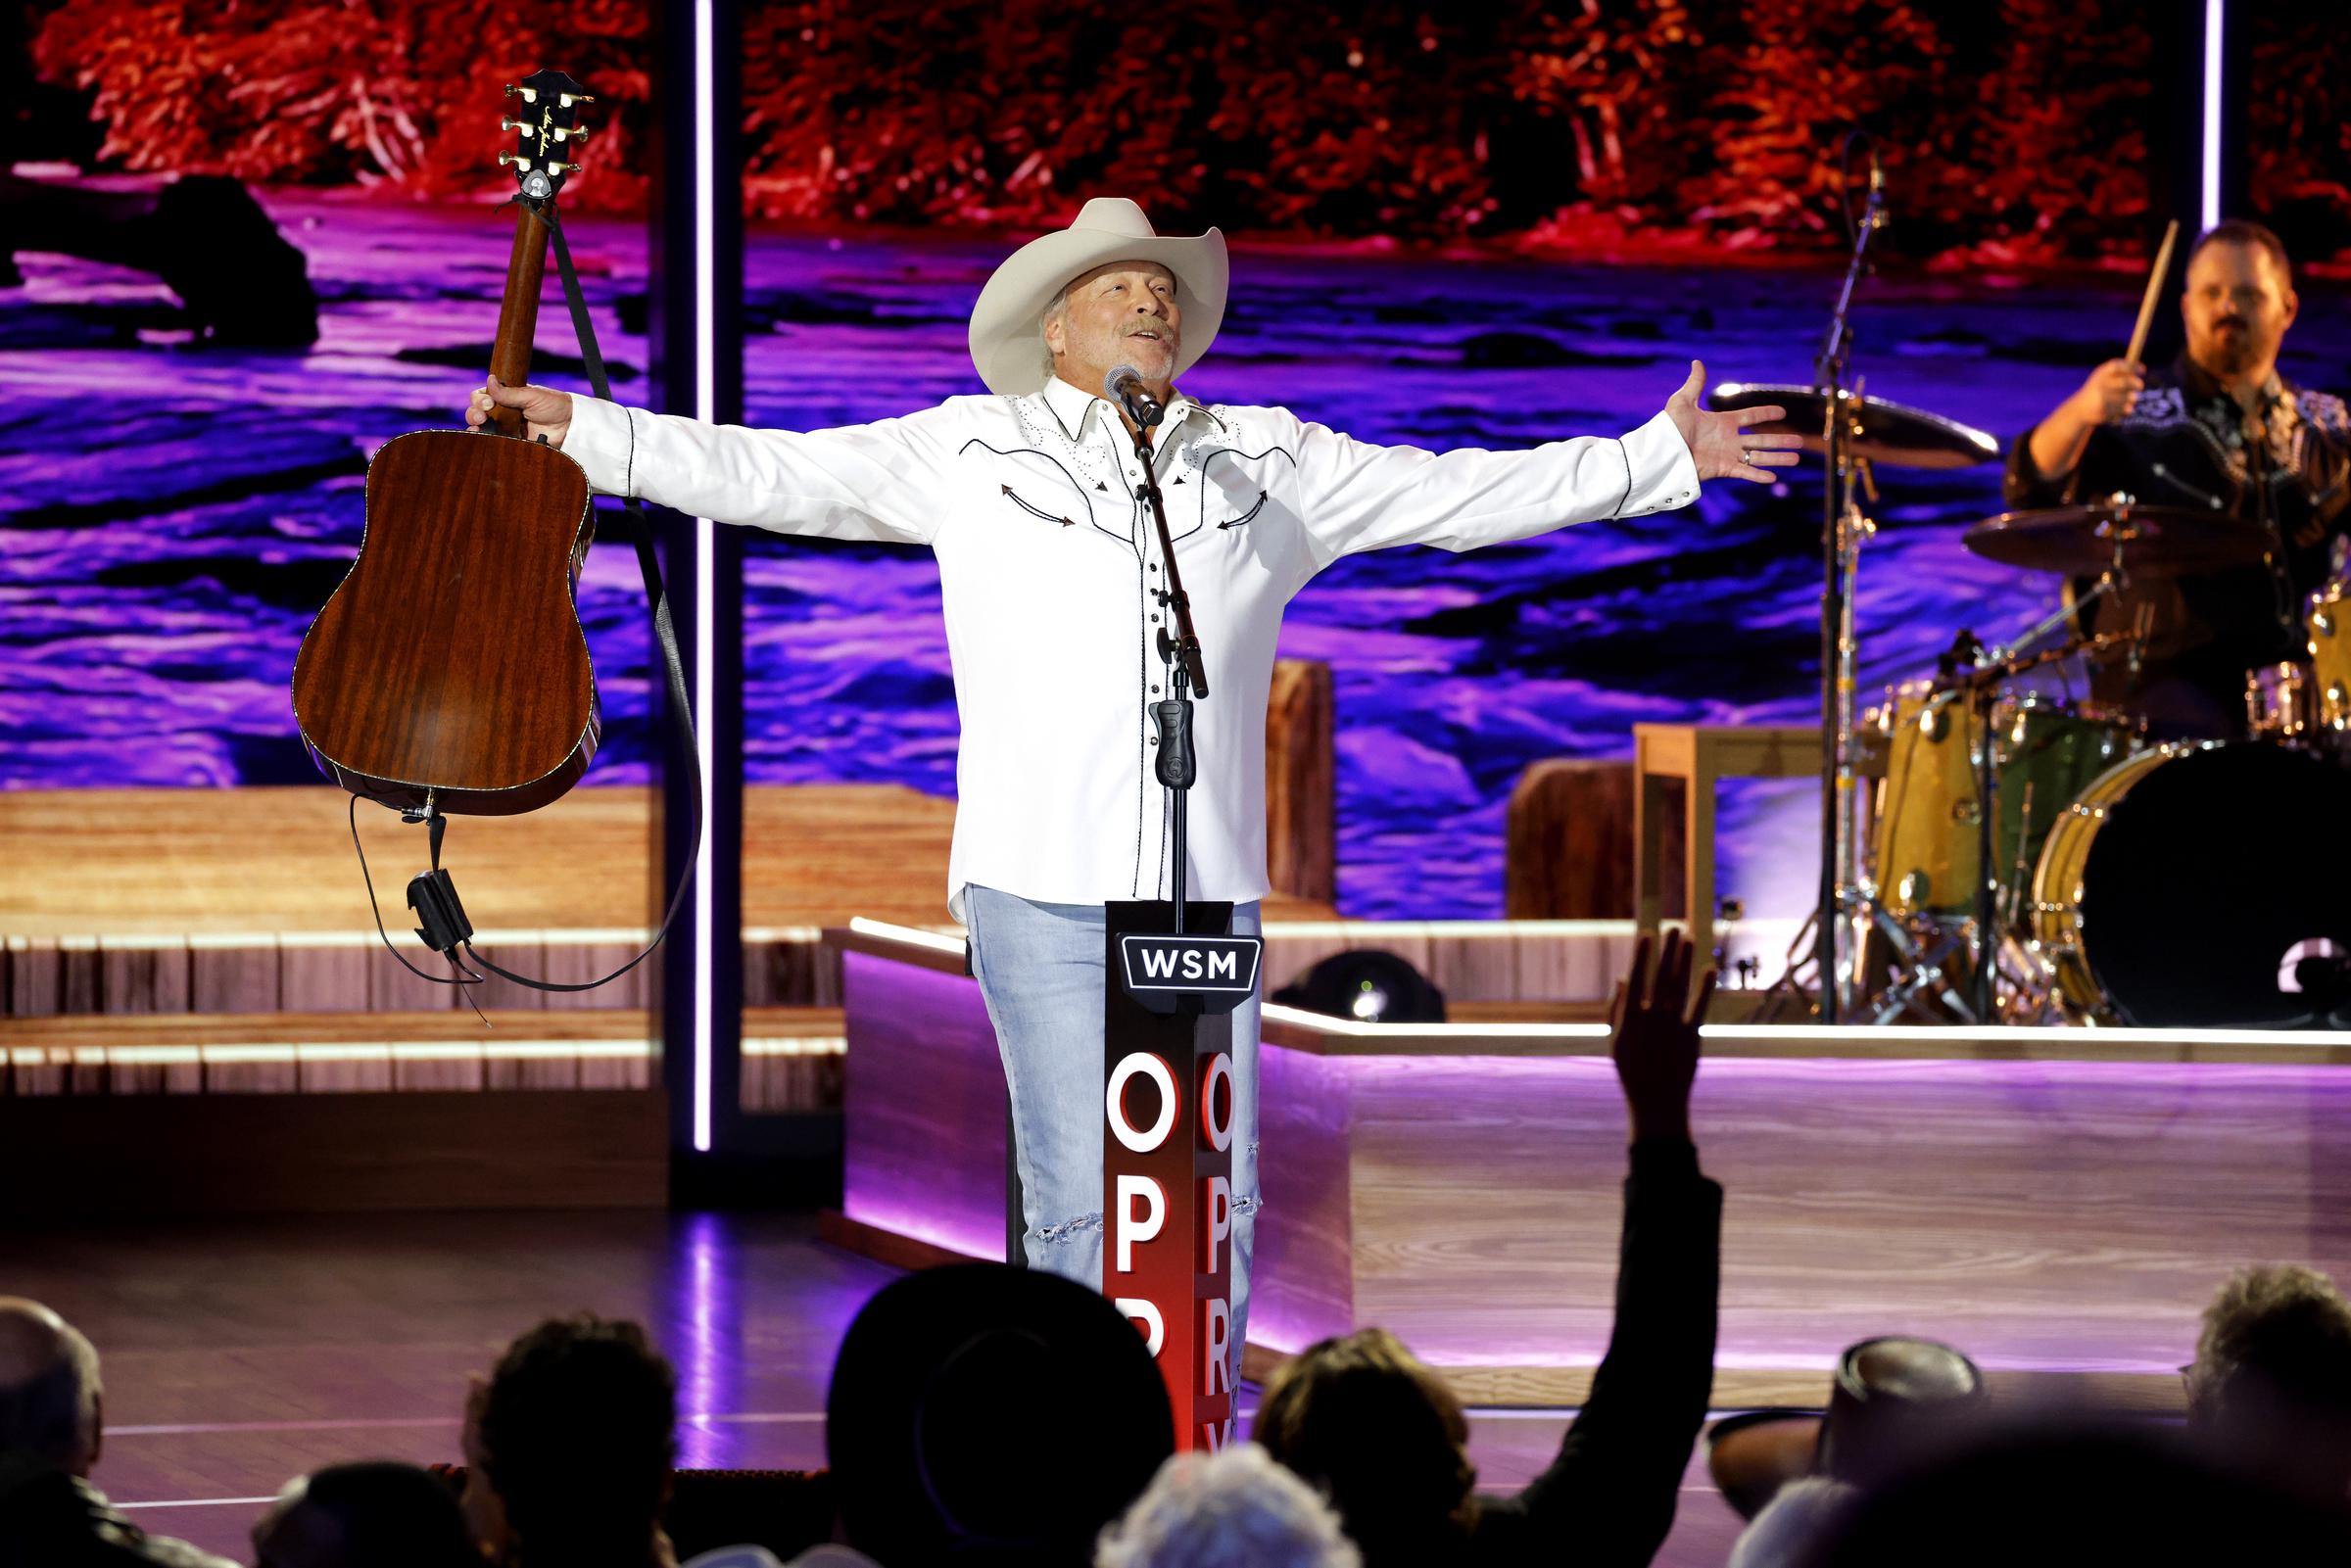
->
[[1126, 404, 1211, 935]]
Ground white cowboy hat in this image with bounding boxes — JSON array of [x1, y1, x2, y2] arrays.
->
[[968, 197, 1228, 397]]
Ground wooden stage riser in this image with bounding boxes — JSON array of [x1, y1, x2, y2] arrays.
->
[[1, 1010, 847, 1109], [2, 924, 1695, 1019], [2, 1052, 837, 1107], [1, 935, 838, 1016], [836, 934, 2351, 1410], [1252, 1052, 2351, 1405]]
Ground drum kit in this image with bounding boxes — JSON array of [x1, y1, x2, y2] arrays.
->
[[1709, 384, 2351, 1029]]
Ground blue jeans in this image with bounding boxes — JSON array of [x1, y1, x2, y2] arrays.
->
[[961, 885, 1262, 1374]]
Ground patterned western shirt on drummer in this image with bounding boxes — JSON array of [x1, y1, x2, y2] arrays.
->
[[2004, 355, 2351, 726], [560, 375, 1702, 918]]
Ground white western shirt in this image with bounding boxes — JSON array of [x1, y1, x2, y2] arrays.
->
[[561, 376, 1701, 919]]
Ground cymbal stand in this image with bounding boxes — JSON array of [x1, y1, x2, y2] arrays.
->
[[1811, 132, 1886, 1023]]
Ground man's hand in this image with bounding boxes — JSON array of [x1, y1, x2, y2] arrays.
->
[[1664, 360, 1802, 484], [464, 376, 574, 447], [2067, 358, 2147, 426], [1608, 929, 1715, 1144], [2027, 357, 2145, 480]]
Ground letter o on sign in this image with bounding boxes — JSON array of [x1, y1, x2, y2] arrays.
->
[[1200, 1052, 1234, 1153], [1107, 1052, 1178, 1155]]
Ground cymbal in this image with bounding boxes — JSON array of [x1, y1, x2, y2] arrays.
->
[[1962, 499, 2270, 577], [1706, 383, 2000, 470]]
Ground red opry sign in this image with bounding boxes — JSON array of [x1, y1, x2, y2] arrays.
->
[[1105, 916, 1261, 1450]]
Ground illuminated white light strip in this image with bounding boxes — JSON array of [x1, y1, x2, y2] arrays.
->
[[16, 1039, 846, 1068], [1264, 1003, 1607, 1040], [846, 916, 969, 957], [1258, 1006, 2351, 1052], [2202, 0, 2224, 230], [691, 0, 719, 1155]]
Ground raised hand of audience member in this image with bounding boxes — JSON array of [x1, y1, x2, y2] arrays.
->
[[1608, 929, 1714, 1145]]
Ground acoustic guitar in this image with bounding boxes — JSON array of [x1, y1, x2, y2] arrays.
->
[[291, 70, 600, 817]]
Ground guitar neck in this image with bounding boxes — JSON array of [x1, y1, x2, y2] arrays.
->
[[486, 203, 552, 438]]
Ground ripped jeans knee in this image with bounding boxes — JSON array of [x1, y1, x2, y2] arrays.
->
[[1029, 1211, 1104, 1248]]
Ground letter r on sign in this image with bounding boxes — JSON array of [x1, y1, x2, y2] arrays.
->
[[1203, 1297, 1232, 1396], [1114, 1297, 1165, 1357]]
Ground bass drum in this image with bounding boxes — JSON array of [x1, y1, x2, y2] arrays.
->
[[2032, 742, 2351, 1025]]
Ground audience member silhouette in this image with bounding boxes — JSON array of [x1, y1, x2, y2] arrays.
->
[[464, 1313, 681, 1568], [0, 1296, 236, 1568], [1096, 1445, 1360, 1568], [815, 1263, 1175, 1567], [2183, 1262, 2351, 1504], [251, 1461, 483, 1568], [1255, 930, 1722, 1568], [1797, 1422, 2351, 1567]]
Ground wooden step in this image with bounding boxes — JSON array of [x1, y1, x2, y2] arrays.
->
[[2, 1007, 845, 1111]]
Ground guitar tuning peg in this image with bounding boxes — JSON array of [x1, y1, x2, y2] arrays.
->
[[500, 118, 523, 133], [552, 161, 583, 175], [557, 92, 597, 107], [504, 82, 519, 97], [498, 152, 534, 171], [553, 124, 593, 142]]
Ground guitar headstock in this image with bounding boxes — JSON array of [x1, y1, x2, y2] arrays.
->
[[499, 69, 594, 207]]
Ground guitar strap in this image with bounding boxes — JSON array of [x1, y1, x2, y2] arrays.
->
[[403, 202, 704, 995]]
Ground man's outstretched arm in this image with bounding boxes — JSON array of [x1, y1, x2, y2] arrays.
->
[[1290, 361, 1799, 571], [462, 378, 947, 546]]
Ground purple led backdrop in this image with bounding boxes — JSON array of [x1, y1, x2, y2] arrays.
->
[[6, 195, 2349, 925]]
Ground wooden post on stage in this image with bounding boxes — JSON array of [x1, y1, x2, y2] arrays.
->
[[1103, 900, 1262, 1451]]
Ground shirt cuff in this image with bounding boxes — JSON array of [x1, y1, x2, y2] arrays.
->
[[1628, 1135, 1701, 1179], [562, 396, 638, 499], [1615, 407, 1703, 517]]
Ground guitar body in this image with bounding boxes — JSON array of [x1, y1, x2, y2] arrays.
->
[[291, 430, 599, 816], [290, 71, 608, 818]]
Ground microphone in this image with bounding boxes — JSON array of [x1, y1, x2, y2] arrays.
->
[[1104, 364, 1166, 430], [1866, 145, 1889, 230]]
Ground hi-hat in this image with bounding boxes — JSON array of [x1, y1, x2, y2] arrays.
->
[[1963, 499, 2271, 578], [1706, 383, 1999, 469]]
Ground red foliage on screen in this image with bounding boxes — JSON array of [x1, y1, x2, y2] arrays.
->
[[24, 0, 2350, 263], [29, 0, 654, 212]]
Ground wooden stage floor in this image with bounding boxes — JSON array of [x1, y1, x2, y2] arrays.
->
[[13, 1211, 1750, 1566]]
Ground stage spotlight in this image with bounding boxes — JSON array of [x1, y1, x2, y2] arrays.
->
[[1272, 950, 1447, 1024]]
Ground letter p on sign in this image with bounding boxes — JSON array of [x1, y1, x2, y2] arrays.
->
[[1115, 1173, 1165, 1274]]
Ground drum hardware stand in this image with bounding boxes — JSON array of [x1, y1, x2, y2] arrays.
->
[[1943, 582, 2120, 1021], [1863, 919, 1979, 1024], [1808, 131, 1886, 1024], [2000, 781, 2038, 931]]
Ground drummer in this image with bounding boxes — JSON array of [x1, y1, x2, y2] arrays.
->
[[2005, 220, 2350, 738]]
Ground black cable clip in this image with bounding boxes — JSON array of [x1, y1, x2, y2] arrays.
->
[[408, 868, 474, 959]]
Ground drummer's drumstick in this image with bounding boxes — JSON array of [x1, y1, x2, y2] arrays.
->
[[2126, 219, 2181, 368]]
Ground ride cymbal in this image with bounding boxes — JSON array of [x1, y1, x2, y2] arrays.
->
[[1707, 383, 2000, 470]]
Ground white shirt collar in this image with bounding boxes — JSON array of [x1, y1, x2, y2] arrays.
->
[[1039, 373, 1207, 446]]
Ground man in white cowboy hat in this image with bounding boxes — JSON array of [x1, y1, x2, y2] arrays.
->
[[468, 196, 1797, 1374]]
